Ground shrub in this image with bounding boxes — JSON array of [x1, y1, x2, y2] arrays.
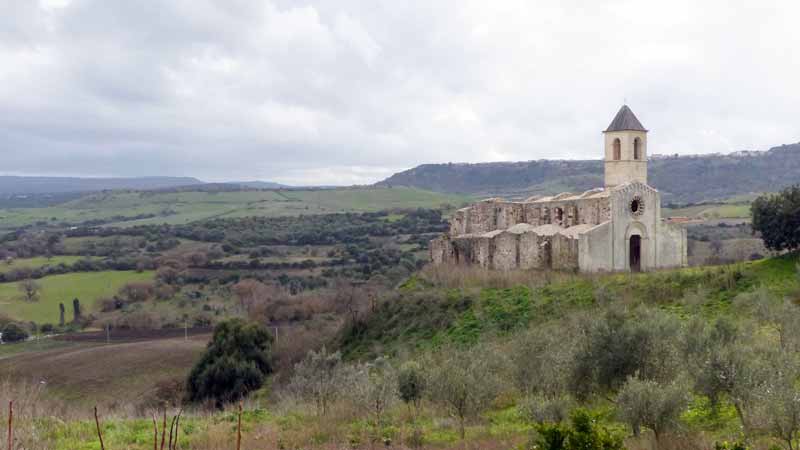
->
[[119, 282, 155, 303], [186, 319, 273, 408], [2, 323, 29, 342], [532, 408, 624, 450], [398, 361, 426, 414], [348, 357, 398, 428], [288, 347, 351, 416], [522, 394, 574, 425]]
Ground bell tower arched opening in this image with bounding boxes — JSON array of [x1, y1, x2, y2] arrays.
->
[[604, 105, 648, 187]]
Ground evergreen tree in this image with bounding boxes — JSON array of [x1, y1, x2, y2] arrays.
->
[[187, 319, 273, 407]]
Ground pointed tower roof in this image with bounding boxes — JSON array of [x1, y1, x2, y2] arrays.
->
[[605, 105, 647, 132]]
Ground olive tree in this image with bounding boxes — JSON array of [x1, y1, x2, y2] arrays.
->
[[288, 347, 350, 416], [755, 352, 800, 450], [510, 324, 577, 397], [398, 360, 426, 415], [682, 317, 765, 434], [425, 344, 504, 439], [753, 294, 800, 351], [348, 357, 398, 427], [616, 376, 689, 443], [570, 307, 682, 399]]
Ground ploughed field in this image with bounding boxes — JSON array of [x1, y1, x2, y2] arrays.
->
[[0, 334, 209, 407]]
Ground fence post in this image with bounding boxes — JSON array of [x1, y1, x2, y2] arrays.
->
[[236, 400, 243, 450], [94, 406, 105, 450], [6, 401, 12, 450]]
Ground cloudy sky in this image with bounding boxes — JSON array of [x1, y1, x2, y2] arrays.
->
[[1, 0, 799, 185]]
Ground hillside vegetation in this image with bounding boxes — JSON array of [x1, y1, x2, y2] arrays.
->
[[378, 143, 800, 204], [2, 255, 800, 449], [341, 255, 799, 360]]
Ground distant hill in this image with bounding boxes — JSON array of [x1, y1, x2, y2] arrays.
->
[[377, 143, 800, 204], [0, 176, 203, 195], [227, 180, 290, 189]]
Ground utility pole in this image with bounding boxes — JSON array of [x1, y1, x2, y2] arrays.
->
[[105, 324, 110, 345]]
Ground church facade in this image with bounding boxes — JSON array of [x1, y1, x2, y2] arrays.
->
[[429, 105, 687, 273]]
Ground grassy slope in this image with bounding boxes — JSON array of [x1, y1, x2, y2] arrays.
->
[[0, 187, 473, 230], [0, 270, 154, 323], [341, 254, 799, 359]]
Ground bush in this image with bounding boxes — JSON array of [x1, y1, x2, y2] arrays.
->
[[2, 323, 29, 342], [522, 394, 574, 425], [398, 361, 426, 413], [532, 408, 624, 450], [186, 319, 273, 408], [288, 347, 350, 416]]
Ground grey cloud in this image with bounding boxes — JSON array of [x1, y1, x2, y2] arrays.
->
[[0, 0, 798, 185]]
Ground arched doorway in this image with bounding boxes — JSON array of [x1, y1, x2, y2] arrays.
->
[[629, 235, 641, 272]]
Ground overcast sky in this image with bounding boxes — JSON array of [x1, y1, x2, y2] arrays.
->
[[1, 0, 799, 185]]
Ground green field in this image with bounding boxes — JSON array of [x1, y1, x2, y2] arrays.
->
[[0, 255, 95, 274], [0, 270, 154, 323], [0, 187, 472, 230], [664, 202, 751, 219]]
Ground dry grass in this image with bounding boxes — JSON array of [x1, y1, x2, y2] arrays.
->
[[0, 380, 68, 449], [419, 263, 586, 290]]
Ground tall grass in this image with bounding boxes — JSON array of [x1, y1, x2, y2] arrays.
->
[[0, 380, 65, 449], [419, 264, 584, 290]]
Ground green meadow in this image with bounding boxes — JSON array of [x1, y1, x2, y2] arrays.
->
[[0, 255, 98, 274], [0, 270, 154, 324], [0, 187, 472, 230]]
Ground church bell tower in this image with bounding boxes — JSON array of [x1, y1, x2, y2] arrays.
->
[[604, 105, 648, 187]]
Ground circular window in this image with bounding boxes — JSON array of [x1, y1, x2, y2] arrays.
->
[[629, 196, 645, 216]]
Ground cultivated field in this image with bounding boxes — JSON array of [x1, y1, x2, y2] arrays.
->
[[0, 334, 208, 407], [664, 201, 751, 219], [0, 270, 154, 323], [0, 187, 472, 230]]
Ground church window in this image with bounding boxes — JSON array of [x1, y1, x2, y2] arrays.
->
[[629, 196, 645, 216], [613, 139, 621, 160], [633, 138, 641, 160]]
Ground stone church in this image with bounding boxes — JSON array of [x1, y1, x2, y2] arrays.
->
[[430, 105, 687, 273]]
